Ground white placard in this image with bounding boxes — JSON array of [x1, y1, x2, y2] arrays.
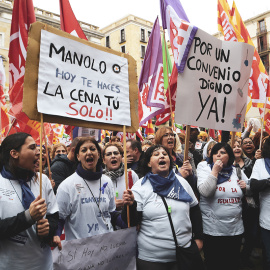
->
[[52, 227, 137, 270], [37, 30, 131, 126], [175, 28, 254, 132]]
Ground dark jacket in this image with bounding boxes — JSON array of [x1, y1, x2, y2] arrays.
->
[[175, 153, 199, 198], [50, 154, 76, 192]]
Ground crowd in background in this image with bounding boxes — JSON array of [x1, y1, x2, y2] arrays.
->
[[1, 119, 270, 270]]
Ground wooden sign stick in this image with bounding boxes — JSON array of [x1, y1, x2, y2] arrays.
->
[[39, 113, 43, 197], [184, 125, 191, 161], [123, 125, 130, 228], [42, 123, 52, 180]]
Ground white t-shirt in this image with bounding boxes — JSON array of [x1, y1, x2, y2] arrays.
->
[[0, 173, 58, 270], [197, 161, 246, 236], [56, 172, 116, 240], [250, 158, 270, 230], [112, 170, 139, 200], [132, 174, 198, 263]]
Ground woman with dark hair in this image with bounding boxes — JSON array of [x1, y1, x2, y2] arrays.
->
[[155, 126, 198, 194], [250, 136, 270, 269], [0, 133, 59, 270], [103, 143, 138, 211], [54, 137, 129, 249], [230, 138, 258, 268], [197, 142, 248, 270], [123, 144, 204, 270]]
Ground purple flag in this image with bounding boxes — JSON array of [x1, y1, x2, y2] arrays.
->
[[160, 0, 189, 29], [138, 17, 166, 126], [159, 0, 197, 73]]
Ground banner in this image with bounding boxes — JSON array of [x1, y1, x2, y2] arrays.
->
[[175, 28, 253, 132], [37, 30, 131, 126], [52, 227, 136, 270]]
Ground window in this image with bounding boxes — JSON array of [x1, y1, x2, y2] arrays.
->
[[120, 29, 125, 43], [106, 36, 110, 48], [0, 33, 4, 47], [141, 29, 145, 42], [121, 46, 125, 53], [261, 55, 269, 72], [259, 20, 266, 32], [141, 45, 146, 58], [148, 31, 151, 38]]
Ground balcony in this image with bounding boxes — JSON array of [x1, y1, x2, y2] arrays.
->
[[257, 43, 270, 54], [256, 25, 267, 36]]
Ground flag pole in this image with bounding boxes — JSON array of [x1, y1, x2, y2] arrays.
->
[[184, 125, 190, 161], [6, 118, 15, 137], [163, 30, 174, 129], [123, 125, 130, 227], [42, 123, 52, 180], [0, 104, 2, 143], [39, 113, 43, 197], [231, 131, 236, 148], [259, 94, 268, 150]]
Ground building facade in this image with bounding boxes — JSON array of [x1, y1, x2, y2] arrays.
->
[[0, 0, 103, 98], [100, 15, 155, 79], [214, 10, 270, 74]]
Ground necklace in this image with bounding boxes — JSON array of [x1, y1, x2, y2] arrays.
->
[[9, 179, 31, 210], [82, 178, 109, 230]]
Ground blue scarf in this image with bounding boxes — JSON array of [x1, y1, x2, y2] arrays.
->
[[1, 166, 35, 210], [264, 158, 270, 175], [76, 162, 102, 181], [210, 163, 233, 185], [142, 170, 192, 202]]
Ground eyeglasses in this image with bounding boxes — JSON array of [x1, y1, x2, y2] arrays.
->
[[163, 133, 176, 138], [105, 151, 120, 157], [242, 141, 253, 145]]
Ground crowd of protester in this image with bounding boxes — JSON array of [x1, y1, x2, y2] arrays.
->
[[1, 120, 270, 270]]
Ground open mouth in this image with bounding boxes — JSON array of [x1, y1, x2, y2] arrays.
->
[[111, 160, 117, 165], [86, 157, 94, 163], [167, 140, 174, 145], [34, 159, 39, 169], [159, 160, 166, 166]]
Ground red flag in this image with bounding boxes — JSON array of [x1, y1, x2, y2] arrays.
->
[[7, 0, 41, 137], [59, 0, 87, 136], [8, 0, 35, 92], [0, 56, 9, 136], [136, 128, 144, 142], [155, 63, 178, 125], [59, 0, 87, 40], [265, 119, 270, 135], [145, 119, 155, 135], [208, 129, 216, 139]]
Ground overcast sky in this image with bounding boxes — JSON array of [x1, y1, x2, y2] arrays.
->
[[32, 0, 270, 35]]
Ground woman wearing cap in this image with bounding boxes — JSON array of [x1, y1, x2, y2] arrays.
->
[[197, 142, 247, 270], [0, 133, 59, 270], [103, 143, 139, 211], [123, 145, 204, 270]]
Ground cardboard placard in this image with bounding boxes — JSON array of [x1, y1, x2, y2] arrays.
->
[[174, 28, 254, 132], [52, 227, 137, 270], [23, 22, 139, 132]]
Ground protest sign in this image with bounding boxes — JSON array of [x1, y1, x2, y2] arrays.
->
[[175, 28, 254, 132], [52, 227, 136, 270], [77, 127, 100, 141], [38, 30, 130, 126], [23, 22, 138, 132]]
